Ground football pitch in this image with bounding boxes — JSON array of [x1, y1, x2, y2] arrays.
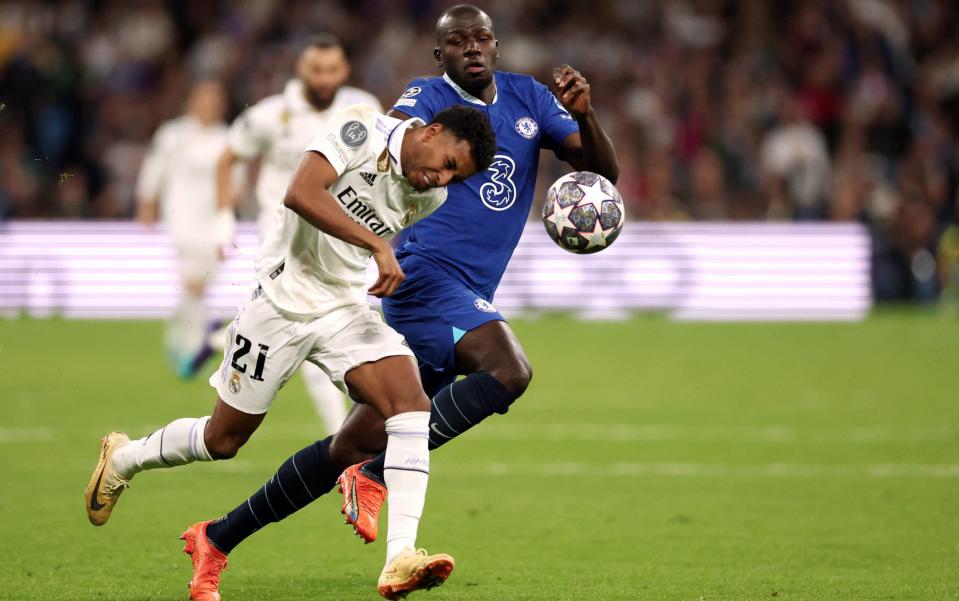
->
[[2, 313, 957, 600]]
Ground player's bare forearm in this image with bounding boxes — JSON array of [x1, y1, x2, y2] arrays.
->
[[552, 64, 619, 183], [283, 153, 386, 255], [286, 189, 387, 254], [215, 149, 238, 210], [568, 108, 619, 184]]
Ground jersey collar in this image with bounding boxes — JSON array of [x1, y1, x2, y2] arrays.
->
[[442, 72, 497, 105], [386, 116, 425, 179]]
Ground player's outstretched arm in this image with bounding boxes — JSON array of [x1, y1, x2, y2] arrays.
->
[[553, 64, 620, 184], [283, 151, 404, 297], [215, 147, 242, 211]]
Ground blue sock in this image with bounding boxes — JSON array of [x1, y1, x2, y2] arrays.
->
[[206, 436, 339, 554], [362, 371, 513, 483]]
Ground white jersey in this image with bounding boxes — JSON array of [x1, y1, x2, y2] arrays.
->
[[136, 116, 228, 241], [227, 79, 382, 233], [255, 105, 446, 317]]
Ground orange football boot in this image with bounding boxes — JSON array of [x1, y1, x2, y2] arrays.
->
[[180, 521, 228, 601], [338, 461, 387, 543]]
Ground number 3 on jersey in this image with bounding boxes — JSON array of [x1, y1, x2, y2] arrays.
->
[[479, 154, 517, 212], [231, 334, 269, 381]]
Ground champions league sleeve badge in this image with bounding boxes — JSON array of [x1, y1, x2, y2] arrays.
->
[[340, 121, 369, 148]]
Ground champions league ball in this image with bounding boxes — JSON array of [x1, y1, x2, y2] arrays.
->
[[542, 171, 625, 254]]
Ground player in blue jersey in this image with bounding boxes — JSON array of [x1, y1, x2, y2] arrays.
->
[[183, 5, 618, 595]]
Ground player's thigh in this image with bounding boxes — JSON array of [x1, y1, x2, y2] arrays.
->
[[455, 319, 531, 377], [310, 306, 426, 416], [209, 288, 312, 415], [174, 238, 219, 290], [382, 267, 506, 377], [343, 354, 429, 417]]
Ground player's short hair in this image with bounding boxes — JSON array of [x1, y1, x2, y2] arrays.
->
[[435, 4, 493, 44], [298, 33, 347, 59], [428, 106, 496, 173]]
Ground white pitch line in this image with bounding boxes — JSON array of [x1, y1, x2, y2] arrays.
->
[[0, 427, 55, 442], [444, 462, 959, 479], [465, 423, 958, 444], [81, 459, 959, 479]]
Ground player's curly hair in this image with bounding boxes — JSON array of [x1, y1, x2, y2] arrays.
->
[[429, 106, 496, 173]]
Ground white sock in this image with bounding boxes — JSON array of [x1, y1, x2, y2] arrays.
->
[[112, 416, 213, 479], [301, 362, 347, 433], [383, 411, 431, 565]]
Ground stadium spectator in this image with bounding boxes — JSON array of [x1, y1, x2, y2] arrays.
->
[[2, 0, 958, 302]]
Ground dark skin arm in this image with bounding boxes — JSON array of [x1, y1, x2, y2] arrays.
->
[[387, 109, 413, 120], [283, 151, 404, 297], [552, 64, 620, 184]]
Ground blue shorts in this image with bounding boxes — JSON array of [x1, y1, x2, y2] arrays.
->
[[382, 253, 504, 395]]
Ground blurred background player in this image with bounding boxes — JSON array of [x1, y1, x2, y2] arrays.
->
[[136, 80, 230, 378], [188, 2, 619, 558], [212, 34, 382, 433]]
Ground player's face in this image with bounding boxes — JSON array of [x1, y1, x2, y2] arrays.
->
[[297, 46, 349, 109], [406, 125, 477, 192], [435, 16, 497, 95], [188, 81, 227, 124]]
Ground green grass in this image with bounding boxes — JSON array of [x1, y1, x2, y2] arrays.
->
[[2, 313, 958, 600]]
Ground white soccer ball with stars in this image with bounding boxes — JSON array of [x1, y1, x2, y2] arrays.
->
[[542, 171, 625, 254]]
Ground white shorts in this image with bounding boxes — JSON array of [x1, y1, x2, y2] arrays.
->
[[209, 287, 413, 415], [173, 238, 219, 284]]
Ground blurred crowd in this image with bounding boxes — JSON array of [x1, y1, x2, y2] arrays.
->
[[2, 0, 958, 302]]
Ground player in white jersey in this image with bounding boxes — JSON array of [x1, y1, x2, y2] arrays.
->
[[212, 34, 382, 433], [136, 81, 230, 377], [85, 104, 496, 600]]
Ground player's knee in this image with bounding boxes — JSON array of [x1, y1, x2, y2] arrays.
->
[[386, 391, 431, 416], [205, 432, 246, 460], [492, 357, 532, 400]]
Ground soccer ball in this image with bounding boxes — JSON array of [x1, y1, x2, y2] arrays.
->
[[542, 171, 625, 254]]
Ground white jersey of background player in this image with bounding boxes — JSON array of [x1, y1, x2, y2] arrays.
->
[[88, 104, 495, 596], [215, 35, 381, 433], [136, 81, 230, 376]]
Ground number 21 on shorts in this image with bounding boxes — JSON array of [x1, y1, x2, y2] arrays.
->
[[231, 334, 269, 382]]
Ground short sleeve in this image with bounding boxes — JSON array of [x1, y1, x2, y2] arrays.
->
[[390, 78, 439, 122], [227, 104, 269, 159], [534, 79, 579, 151], [305, 107, 372, 175]]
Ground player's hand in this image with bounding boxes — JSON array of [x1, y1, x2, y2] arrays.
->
[[369, 243, 405, 298], [553, 65, 592, 118], [136, 201, 158, 228], [214, 208, 237, 251]]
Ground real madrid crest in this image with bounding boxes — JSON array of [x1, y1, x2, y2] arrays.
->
[[229, 372, 242, 394], [401, 204, 419, 227]]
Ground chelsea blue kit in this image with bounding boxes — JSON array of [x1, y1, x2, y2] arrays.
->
[[382, 71, 579, 393]]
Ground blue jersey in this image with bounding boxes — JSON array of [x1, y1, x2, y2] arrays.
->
[[390, 71, 579, 298]]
